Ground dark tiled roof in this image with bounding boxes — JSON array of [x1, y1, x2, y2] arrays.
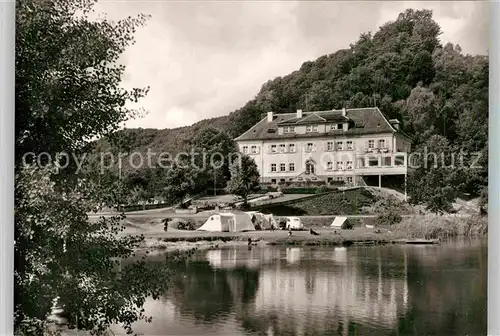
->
[[235, 107, 412, 142]]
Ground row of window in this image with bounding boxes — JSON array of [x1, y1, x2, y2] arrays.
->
[[269, 161, 354, 172], [271, 176, 354, 184], [242, 139, 389, 155], [242, 145, 260, 154], [269, 140, 356, 153], [283, 123, 346, 134]]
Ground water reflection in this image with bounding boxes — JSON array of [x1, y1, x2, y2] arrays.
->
[[118, 240, 486, 336]]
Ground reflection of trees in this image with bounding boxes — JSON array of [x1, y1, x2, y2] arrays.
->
[[137, 242, 486, 336], [167, 261, 234, 322], [165, 261, 260, 323], [396, 243, 487, 335]]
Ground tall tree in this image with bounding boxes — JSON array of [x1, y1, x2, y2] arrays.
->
[[14, 1, 180, 335], [226, 156, 260, 205]]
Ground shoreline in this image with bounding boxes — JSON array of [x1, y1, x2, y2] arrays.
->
[[130, 214, 487, 254]]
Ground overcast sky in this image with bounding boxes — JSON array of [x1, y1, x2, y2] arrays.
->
[[93, 1, 489, 130]]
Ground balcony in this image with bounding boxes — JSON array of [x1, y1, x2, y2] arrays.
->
[[364, 147, 390, 154], [355, 153, 408, 175]]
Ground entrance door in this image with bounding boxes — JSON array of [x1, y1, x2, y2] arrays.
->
[[306, 162, 315, 175]]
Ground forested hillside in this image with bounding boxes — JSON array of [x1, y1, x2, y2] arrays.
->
[[94, 9, 488, 211]]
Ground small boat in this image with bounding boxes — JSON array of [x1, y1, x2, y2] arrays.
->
[[405, 239, 439, 245], [365, 224, 374, 229]]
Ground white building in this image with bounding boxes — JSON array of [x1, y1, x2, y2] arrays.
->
[[234, 107, 413, 187]]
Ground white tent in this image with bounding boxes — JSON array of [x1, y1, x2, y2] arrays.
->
[[197, 212, 255, 232], [263, 214, 278, 230], [286, 217, 303, 230], [245, 211, 278, 230], [330, 216, 353, 229]]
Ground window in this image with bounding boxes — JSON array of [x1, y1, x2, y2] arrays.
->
[[306, 143, 314, 152], [289, 126, 295, 133], [337, 123, 343, 130], [289, 163, 295, 172], [271, 164, 277, 172], [368, 157, 379, 167], [251, 145, 257, 154], [336, 161, 344, 170], [346, 176, 353, 184], [383, 156, 392, 166], [368, 140, 375, 149], [271, 144, 277, 153], [346, 161, 353, 170], [395, 155, 405, 166], [336, 141, 343, 150], [306, 125, 312, 133], [336, 177, 343, 181], [242, 146, 248, 154], [283, 126, 289, 133], [330, 124, 336, 131], [327, 142, 334, 151], [271, 179, 276, 184], [378, 139, 385, 148], [358, 158, 365, 168], [327, 162, 333, 170], [346, 141, 353, 150], [312, 125, 318, 132], [279, 144, 286, 153], [289, 144, 296, 152], [280, 179, 285, 183], [280, 163, 286, 172]]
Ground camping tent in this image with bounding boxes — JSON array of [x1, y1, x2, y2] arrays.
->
[[286, 217, 303, 230], [245, 211, 277, 230], [330, 216, 353, 229], [197, 212, 255, 232], [263, 214, 278, 230]]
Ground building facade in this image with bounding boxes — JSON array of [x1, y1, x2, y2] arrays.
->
[[234, 107, 412, 187]]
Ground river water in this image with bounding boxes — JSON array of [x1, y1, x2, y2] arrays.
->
[[117, 239, 487, 336]]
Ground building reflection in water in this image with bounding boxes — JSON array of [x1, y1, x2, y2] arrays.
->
[[126, 242, 491, 336], [249, 246, 410, 335]]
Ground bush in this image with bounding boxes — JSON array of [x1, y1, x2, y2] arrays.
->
[[315, 185, 331, 194], [282, 187, 336, 194], [375, 212, 403, 226]]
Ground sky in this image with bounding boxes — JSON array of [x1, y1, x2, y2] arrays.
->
[[92, 1, 490, 130]]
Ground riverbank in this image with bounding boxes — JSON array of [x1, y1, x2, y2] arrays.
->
[[132, 214, 487, 253]]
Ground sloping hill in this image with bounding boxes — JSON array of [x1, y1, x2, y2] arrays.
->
[[96, 8, 487, 175]]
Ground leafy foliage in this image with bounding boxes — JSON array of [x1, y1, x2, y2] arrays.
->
[[226, 155, 261, 204], [14, 1, 188, 335], [94, 8, 487, 212]]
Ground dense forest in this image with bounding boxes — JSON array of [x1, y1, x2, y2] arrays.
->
[[93, 9, 488, 211]]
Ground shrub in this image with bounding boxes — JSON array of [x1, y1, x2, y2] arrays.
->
[[315, 185, 331, 194], [375, 211, 403, 226]]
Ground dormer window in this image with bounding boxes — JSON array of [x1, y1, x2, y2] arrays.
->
[[289, 126, 295, 133], [337, 123, 344, 130], [283, 126, 289, 133], [306, 125, 318, 133]]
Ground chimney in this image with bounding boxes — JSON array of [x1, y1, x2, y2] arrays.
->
[[389, 119, 400, 131], [297, 109, 303, 118], [267, 111, 273, 122], [342, 108, 346, 117]]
